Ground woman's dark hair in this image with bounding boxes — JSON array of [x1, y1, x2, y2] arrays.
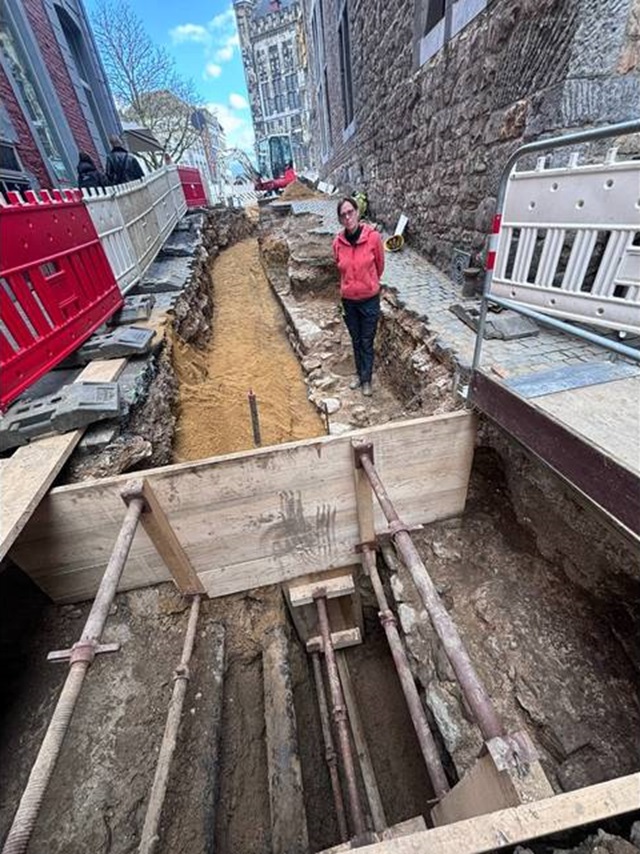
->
[[78, 151, 94, 165], [337, 196, 358, 220]]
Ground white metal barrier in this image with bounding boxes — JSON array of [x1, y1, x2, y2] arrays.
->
[[222, 182, 259, 208], [490, 149, 640, 333], [83, 165, 187, 294]]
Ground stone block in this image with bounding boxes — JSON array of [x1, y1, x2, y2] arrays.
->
[[160, 229, 200, 258], [0, 382, 121, 451]]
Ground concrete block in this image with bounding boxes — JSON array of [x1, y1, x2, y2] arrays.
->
[[109, 295, 155, 326], [133, 256, 193, 293], [0, 382, 121, 451], [73, 327, 155, 364]]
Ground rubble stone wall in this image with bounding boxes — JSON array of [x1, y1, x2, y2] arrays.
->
[[305, 0, 639, 272]]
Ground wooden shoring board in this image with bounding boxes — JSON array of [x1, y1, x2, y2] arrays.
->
[[0, 359, 127, 562], [346, 773, 640, 854], [285, 567, 363, 647], [10, 411, 476, 603]]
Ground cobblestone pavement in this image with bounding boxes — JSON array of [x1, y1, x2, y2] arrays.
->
[[285, 198, 640, 380]]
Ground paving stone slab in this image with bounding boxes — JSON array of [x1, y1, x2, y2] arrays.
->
[[0, 382, 121, 452], [160, 229, 200, 258]]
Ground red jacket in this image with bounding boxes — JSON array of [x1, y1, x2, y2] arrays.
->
[[333, 224, 385, 301]]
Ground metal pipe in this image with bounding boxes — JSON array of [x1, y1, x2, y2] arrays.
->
[[248, 389, 262, 446], [3, 497, 145, 854], [358, 454, 504, 742], [362, 547, 450, 799], [470, 119, 640, 384], [311, 652, 349, 842], [139, 594, 202, 854], [315, 596, 366, 837], [477, 296, 640, 362]]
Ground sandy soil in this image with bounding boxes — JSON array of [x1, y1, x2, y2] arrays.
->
[[172, 238, 325, 461]]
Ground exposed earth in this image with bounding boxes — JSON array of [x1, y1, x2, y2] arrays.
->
[[1, 207, 638, 853]]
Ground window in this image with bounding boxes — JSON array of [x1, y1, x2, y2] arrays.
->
[[337, 2, 354, 129], [425, 0, 445, 33], [56, 6, 109, 150], [0, 13, 72, 185], [416, 0, 487, 67], [311, 1, 332, 156], [0, 141, 31, 195]]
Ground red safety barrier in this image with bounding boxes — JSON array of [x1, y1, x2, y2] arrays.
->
[[177, 167, 208, 208], [0, 189, 124, 410]]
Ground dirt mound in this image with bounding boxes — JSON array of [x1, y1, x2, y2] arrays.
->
[[281, 179, 321, 201]]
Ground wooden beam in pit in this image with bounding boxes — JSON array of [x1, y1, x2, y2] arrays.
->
[[346, 772, 640, 854]]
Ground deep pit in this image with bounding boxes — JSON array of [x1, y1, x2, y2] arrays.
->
[[1, 208, 638, 853]]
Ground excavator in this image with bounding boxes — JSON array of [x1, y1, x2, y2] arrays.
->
[[226, 135, 297, 194]]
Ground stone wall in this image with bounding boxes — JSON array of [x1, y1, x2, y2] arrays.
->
[[305, 0, 640, 273]]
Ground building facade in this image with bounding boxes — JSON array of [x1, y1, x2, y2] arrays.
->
[[0, 0, 120, 193], [234, 0, 312, 176], [179, 108, 226, 201], [302, 0, 640, 272]]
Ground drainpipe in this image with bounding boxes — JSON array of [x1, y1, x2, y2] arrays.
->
[[361, 546, 450, 799], [357, 451, 504, 743], [138, 594, 203, 854], [3, 497, 145, 854]]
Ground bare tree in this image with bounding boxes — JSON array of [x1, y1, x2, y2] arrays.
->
[[92, 0, 203, 166]]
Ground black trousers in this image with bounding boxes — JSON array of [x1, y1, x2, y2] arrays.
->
[[342, 294, 380, 383]]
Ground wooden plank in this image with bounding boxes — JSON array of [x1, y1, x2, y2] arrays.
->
[[471, 372, 640, 537], [285, 568, 363, 647], [344, 773, 640, 854], [289, 573, 355, 607], [123, 479, 205, 596], [263, 627, 309, 854], [431, 751, 553, 826], [0, 359, 127, 562], [533, 375, 640, 473], [337, 652, 387, 833], [306, 628, 362, 653], [10, 411, 476, 603], [352, 439, 376, 549]]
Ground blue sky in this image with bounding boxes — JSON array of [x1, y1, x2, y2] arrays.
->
[[85, 0, 254, 151]]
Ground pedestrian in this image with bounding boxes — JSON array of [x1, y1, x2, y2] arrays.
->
[[105, 135, 144, 185], [333, 196, 385, 397], [76, 151, 107, 189]]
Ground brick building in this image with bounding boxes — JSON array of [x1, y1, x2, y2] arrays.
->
[[302, 0, 640, 271], [0, 0, 120, 193], [234, 0, 312, 176]]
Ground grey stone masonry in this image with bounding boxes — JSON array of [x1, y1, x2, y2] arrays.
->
[[303, 0, 639, 275], [289, 198, 640, 379]]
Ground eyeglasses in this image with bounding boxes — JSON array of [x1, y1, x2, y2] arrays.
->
[[339, 209, 358, 221]]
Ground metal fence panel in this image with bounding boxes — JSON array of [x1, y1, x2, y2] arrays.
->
[[489, 153, 640, 333]]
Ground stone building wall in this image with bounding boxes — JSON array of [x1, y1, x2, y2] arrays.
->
[[304, 0, 640, 273]]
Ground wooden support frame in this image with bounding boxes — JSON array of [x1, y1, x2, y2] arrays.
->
[[10, 412, 476, 603], [121, 478, 205, 596], [348, 773, 640, 854]]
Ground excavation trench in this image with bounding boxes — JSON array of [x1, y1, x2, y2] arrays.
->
[[0, 219, 639, 853]]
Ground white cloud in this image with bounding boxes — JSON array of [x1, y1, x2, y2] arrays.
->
[[214, 44, 234, 62], [209, 7, 235, 30], [207, 102, 255, 152], [169, 23, 210, 44], [229, 93, 248, 110], [204, 63, 222, 79]]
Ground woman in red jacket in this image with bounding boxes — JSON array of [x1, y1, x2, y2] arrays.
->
[[333, 197, 385, 397]]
